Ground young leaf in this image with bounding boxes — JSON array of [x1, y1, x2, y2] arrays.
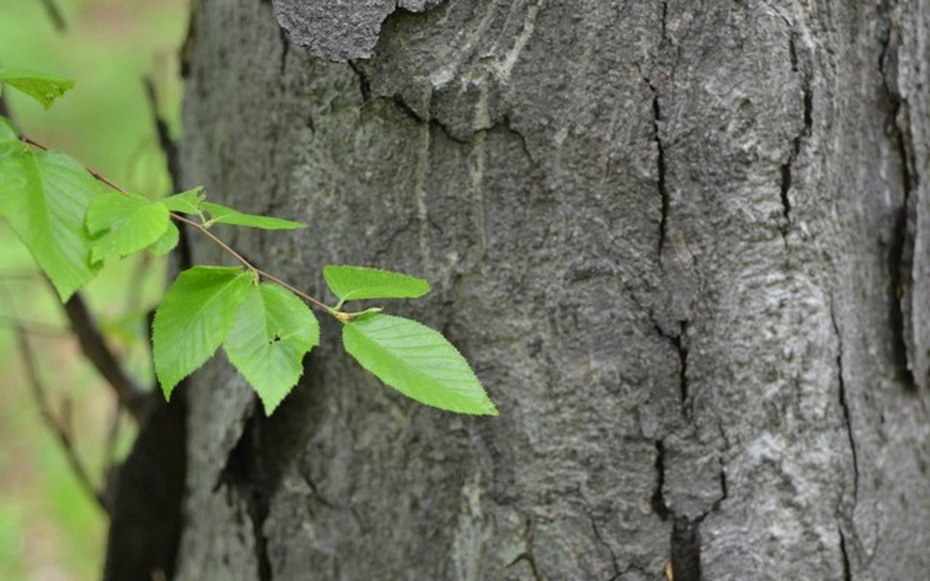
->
[[0, 149, 101, 300], [202, 201, 305, 230], [323, 265, 430, 303], [153, 266, 253, 398], [162, 186, 206, 215], [0, 67, 74, 109], [224, 282, 320, 415], [86, 192, 170, 262], [147, 221, 180, 256], [342, 314, 497, 415]]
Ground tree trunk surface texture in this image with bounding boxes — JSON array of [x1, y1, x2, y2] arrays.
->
[[173, 1, 930, 579]]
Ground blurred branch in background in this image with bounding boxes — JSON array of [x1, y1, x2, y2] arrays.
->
[[15, 327, 107, 513], [38, 0, 67, 32]]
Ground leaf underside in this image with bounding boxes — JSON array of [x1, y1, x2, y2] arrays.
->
[[342, 314, 497, 416]]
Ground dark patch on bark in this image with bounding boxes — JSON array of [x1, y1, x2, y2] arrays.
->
[[103, 392, 187, 581], [278, 27, 291, 76], [671, 518, 702, 581]]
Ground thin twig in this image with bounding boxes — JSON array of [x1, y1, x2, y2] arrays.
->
[[62, 293, 149, 422], [16, 327, 108, 513], [20, 135, 124, 192], [38, 0, 67, 31]]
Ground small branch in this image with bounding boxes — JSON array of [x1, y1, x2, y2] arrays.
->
[[16, 327, 107, 513], [20, 135, 124, 192], [62, 293, 149, 421], [38, 0, 68, 32]]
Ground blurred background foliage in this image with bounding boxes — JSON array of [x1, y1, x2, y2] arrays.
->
[[0, 0, 188, 578]]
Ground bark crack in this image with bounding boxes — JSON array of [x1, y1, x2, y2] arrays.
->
[[830, 302, 859, 505], [651, 440, 671, 520], [839, 528, 853, 581], [219, 416, 273, 580], [670, 518, 702, 581], [348, 60, 372, 102], [653, 321, 691, 415], [879, 15, 917, 388], [505, 517, 541, 580], [586, 509, 621, 579], [779, 31, 813, 240], [649, 79, 670, 257]]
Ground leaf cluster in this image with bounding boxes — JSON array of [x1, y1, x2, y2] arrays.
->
[[0, 71, 497, 417]]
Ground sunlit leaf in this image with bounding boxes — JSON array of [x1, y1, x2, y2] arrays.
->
[[86, 192, 170, 262], [323, 265, 430, 303], [343, 314, 497, 415], [147, 221, 180, 256], [224, 283, 319, 415], [153, 266, 253, 398], [162, 186, 205, 215], [0, 147, 100, 300]]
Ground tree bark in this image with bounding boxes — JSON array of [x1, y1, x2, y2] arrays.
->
[[169, 1, 930, 578]]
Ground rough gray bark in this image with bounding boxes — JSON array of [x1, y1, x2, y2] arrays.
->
[[171, 1, 930, 579]]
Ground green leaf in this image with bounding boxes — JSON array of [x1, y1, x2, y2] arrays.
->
[[0, 67, 74, 109], [147, 221, 180, 256], [152, 266, 254, 398], [0, 149, 101, 300], [86, 192, 170, 262], [202, 201, 305, 230], [342, 314, 497, 415], [162, 187, 205, 215], [224, 283, 319, 415], [323, 265, 430, 303]]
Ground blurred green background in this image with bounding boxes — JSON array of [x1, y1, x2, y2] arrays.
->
[[0, 0, 188, 578]]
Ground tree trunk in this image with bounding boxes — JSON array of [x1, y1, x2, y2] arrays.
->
[[167, 0, 930, 578]]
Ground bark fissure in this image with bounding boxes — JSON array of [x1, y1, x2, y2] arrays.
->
[[671, 518, 702, 581], [879, 16, 917, 388], [586, 509, 621, 578], [830, 304, 859, 504], [219, 417, 273, 581], [505, 517, 541, 580], [651, 440, 671, 519], [650, 80, 669, 256], [348, 60, 371, 102], [779, 31, 813, 238], [839, 528, 853, 581]]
